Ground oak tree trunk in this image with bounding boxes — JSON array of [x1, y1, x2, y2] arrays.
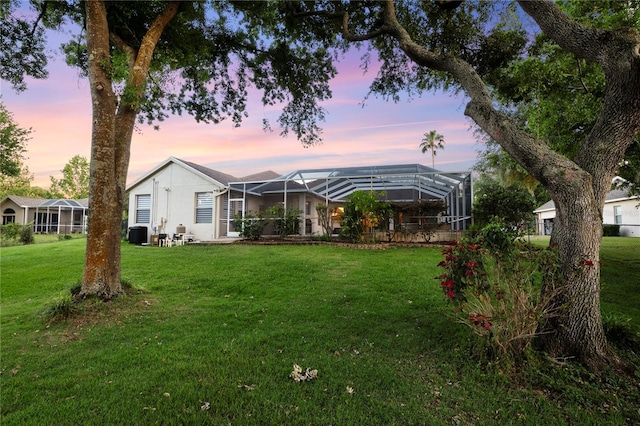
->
[[81, 0, 179, 299], [366, 0, 640, 370], [539, 182, 610, 368], [81, 0, 122, 299]]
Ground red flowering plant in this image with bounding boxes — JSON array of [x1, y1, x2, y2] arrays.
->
[[436, 222, 562, 361], [436, 241, 488, 304]]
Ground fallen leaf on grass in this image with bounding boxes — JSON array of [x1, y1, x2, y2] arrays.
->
[[290, 364, 318, 382], [238, 382, 256, 391]]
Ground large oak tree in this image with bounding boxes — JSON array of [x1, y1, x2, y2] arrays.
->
[[5, 0, 335, 299], [276, 0, 640, 371]]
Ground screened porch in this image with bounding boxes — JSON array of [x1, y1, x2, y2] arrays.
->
[[226, 164, 472, 238]]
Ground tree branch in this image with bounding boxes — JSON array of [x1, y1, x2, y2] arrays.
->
[[575, 59, 589, 93], [517, 1, 608, 64], [109, 31, 136, 70], [290, 6, 388, 42], [130, 1, 180, 88], [28, 1, 46, 38], [379, 0, 581, 193]]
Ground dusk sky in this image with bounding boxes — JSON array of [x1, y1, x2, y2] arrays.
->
[[2, 12, 480, 189]]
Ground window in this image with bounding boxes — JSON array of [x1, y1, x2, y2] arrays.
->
[[136, 194, 151, 223], [196, 192, 213, 223], [305, 201, 311, 215], [2, 208, 16, 225], [73, 210, 83, 225], [614, 205, 622, 225]]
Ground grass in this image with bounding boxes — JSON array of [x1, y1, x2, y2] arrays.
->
[[529, 236, 640, 329], [1, 238, 639, 425]]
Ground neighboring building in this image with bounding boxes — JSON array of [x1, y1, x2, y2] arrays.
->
[[533, 179, 639, 237], [1, 195, 89, 234], [126, 157, 473, 243]]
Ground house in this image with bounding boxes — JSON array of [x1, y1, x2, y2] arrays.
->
[[126, 157, 473, 243], [533, 178, 639, 237], [125, 157, 279, 243], [1, 195, 89, 234]]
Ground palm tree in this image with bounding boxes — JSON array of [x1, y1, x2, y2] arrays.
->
[[419, 130, 445, 168]]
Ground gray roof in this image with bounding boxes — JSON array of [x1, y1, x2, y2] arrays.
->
[[126, 156, 285, 191], [2, 195, 89, 209], [606, 188, 632, 201], [179, 159, 239, 185], [38, 199, 88, 209], [533, 199, 555, 213], [2, 195, 47, 207], [239, 170, 281, 182], [178, 158, 279, 185]]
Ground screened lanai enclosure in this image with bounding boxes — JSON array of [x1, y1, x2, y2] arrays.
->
[[226, 164, 472, 241], [33, 199, 88, 234]]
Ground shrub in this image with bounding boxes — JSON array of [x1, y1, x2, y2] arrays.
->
[[1, 222, 22, 239], [339, 201, 364, 243], [436, 224, 561, 362], [315, 204, 334, 237], [19, 224, 34, 244], [602, 224, 620, 236], [339, 190, 391, 243], [234, 211, 268, 240], [268, 206, 301, 239], [473, 183, 536, 228], [1, 222, 34, 246]]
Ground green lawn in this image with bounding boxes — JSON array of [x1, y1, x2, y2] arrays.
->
[[529, 236, 640, 328], [1, 238, 639, 425]]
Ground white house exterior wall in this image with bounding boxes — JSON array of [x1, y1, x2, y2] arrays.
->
[[535, 209, 556, 235], [535, 198, 639, 237], [602, 198, 640, 237], [127, 162, 226, 242]]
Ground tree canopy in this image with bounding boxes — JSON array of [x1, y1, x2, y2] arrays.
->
[[4, 0, 341, 300], [0, 102, 30, 178], [49, 155, 90, 199], [277, 0, 640, 371], [474, 1, 640, 197], [419, 130, 445, 169]]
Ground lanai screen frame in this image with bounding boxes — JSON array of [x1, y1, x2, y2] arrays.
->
[[227, 164, 472, 236], [33, 199, 88, 234]]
